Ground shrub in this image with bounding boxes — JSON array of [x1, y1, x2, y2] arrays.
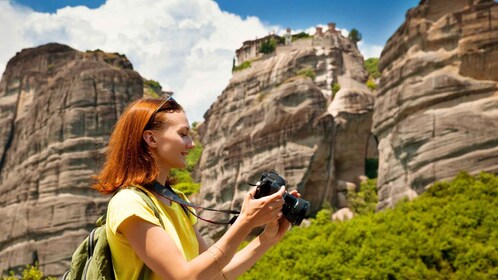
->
[[347, 178, 378, 215], [364, 58, 380, 79], [233, 61, 252, 72], [171, 125, 203, 196], [1, 263, 56, 280], [259, 38, 277, 54], [297, 67, 316, 80], [331, 82, 341, 99], [143, 79, 163, 98], [366, 77, 378, 90], [292, 32, 311, 41], [241, 172, 498, 279]]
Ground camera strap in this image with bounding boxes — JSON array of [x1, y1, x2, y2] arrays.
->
[[149, 181, 240, 225]]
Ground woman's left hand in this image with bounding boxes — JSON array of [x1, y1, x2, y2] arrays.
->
[[260, 190, 301, 245]]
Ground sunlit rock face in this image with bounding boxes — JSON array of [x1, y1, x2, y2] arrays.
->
[[0, 43, 143, 276], [196, 28, 374, 242], [373, 0, 498, 210]]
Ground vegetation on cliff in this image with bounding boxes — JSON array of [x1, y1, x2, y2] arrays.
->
[[259, 38, 277, 54], [143, 79, 163, 97], [233, 60, 252, 72], [348, 28, 362, 45], [365, 58, 380, 90], [1, 263, 56, 280], [171, 122, 202, 196], [241, 172, 498, 279]]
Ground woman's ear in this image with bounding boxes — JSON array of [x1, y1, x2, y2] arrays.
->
[[143, 130, 157, 148]]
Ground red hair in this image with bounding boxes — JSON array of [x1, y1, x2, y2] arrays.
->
[[93, 97, 183, 194]]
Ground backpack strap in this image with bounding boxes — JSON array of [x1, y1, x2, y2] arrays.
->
[[128, 187, 165, 280], [131, 187, 165, 228]]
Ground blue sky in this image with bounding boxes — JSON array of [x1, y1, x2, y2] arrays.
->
[[4, 0, 420, 122], [14, 0, 419, 46]]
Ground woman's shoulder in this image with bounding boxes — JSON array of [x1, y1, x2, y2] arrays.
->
[[109, 185, 154, 208]]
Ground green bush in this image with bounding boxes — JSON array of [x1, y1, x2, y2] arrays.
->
[[366, 77, 378, 90], [347, 178, 378, 215], [292, 32, 311, 41], [241, 172, 498, 279], [233, 61, 252, 72], [297, 67, 316, 80], [331, 82, 341, 99], [259, 38, 277, 54], [171, 124, 203, 196], [364, 58, 380, 79], [1, 263, 56, 280]]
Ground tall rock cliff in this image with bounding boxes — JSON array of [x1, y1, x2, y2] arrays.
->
[[0, 43, 144, 276], [196, 25, 374, 242], [373, 0, 498, 209]]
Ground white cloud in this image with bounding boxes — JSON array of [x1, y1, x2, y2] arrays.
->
[[357, 41, 383, 59], [1, 0, 273, 122], [1, 1, 383, 122]]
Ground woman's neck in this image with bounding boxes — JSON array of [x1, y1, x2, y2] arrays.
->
[[156, 169, 170, 186]]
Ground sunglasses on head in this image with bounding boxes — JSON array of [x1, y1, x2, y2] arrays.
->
[[145, 95, 179, 129]]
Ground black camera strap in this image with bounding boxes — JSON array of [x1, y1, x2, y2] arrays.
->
[[149, 181, 240, 225]]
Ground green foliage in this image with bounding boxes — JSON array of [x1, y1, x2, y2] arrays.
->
[[233, 61, 252, 72], [365, 58, 380, 90], [348, 28, 362, 45], [171, 126, 203, 196], [259, 38, 277, 54], [292, 32, 311, 41], [364, 58, 380, 79], [143, 79, 163, 98], [144, 79, 162, 92], [171, 168, 200, 196], [241, 172, 498, 279], [367, 77, 378, 90], [347, 178, 378, 215], [331, 82, 341, 99], [1, 263, 56, 280], [297, 67, 316, 80]]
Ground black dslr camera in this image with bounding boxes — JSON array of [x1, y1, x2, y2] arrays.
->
[[254, 171, 310, 225]]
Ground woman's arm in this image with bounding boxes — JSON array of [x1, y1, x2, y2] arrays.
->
[[120, 186, 286, 280], [220, 190, 300, 279]]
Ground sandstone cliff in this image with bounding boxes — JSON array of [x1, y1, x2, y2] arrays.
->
[[0, 43, 144, 276], [197, 26, 375, 242], [373, 0, 498, 209]]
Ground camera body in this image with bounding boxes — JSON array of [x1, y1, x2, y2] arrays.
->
[[254, 171, 310, 225]]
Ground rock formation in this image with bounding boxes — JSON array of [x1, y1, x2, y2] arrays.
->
[[196, 24, 375, 242], [373, 0, 498, 209], [0, 43, 144, 276]]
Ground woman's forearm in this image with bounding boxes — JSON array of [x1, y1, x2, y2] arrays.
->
[[221, 235, 274, 279]]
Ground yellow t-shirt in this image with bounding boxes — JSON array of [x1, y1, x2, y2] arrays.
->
[[106, 185, 199, 280]]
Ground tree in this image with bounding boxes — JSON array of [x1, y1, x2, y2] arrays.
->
[[259, 38, 277, 54], [348, 28, 362, 45]]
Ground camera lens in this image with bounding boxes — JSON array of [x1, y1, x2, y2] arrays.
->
[[282, 193, 310, 226]]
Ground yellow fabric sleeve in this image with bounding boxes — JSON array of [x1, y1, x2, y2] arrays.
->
[[106, 185, 199, 280]]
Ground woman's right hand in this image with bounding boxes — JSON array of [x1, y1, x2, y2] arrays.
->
[[238, 186, 286, 228]]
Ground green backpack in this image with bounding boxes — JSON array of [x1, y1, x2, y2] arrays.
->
[[63, 187, 164, 280]]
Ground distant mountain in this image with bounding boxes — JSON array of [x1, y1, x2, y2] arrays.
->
[[0, 43, 144, 277], [373, 0, 498, 209], [196, 23, 375, 242]]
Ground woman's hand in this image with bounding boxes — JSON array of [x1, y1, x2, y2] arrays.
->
[[238, 186, 286, 228], [260, 190, 301, 245]]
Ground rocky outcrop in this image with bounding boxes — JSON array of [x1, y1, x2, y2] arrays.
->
[[0, 43, 144, 276], [373, 0, 498, 209], [197, 27, 374, 242]]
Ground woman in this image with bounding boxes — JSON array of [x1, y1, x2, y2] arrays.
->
[[93, 96, 299, 279]]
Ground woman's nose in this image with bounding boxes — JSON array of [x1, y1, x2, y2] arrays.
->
[[187, 137, 195, 149]]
